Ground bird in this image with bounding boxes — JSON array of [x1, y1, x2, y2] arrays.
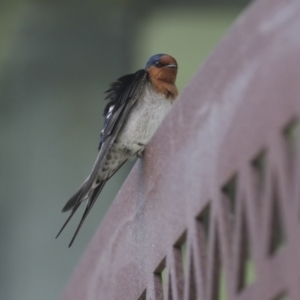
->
[[56, 54, 178, 247]]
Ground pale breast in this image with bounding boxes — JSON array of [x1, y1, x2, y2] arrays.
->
[[115, 83, 172, 155]]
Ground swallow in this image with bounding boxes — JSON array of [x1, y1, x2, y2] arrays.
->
[[56, 54, 178, 247]]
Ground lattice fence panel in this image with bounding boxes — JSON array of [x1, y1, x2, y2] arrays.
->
[[148, 117, 300, 300]]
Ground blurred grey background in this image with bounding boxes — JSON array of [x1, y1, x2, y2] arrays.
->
[[0, 0, 249, 299]]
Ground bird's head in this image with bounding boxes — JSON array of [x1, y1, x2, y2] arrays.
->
[[145, 54, 178, 84]]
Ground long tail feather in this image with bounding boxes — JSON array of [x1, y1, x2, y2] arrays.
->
[[68, 180, 107, 247], [56, 202, 81, 239]]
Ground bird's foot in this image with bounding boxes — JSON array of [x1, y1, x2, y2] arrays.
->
[[137, 149, 144, 159], [136, 143, 145, 159]]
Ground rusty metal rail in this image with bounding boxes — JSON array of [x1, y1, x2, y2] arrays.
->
[[61, 0, 300, 299]]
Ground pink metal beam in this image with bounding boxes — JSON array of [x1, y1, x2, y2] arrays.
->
[[61, 0, 300, 299]]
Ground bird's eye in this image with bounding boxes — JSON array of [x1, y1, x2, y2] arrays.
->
[[155, 61, 162, 67]]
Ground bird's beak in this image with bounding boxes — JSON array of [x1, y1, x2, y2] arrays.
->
[[166, 64, 177, 69]]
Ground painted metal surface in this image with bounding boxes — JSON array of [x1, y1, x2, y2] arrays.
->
[[61, 0, 300, 299]]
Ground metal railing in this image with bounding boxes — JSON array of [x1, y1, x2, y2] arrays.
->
[[61, 0, 300, 299]]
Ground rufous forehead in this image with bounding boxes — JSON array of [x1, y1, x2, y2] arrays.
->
[[160, 55, 177, 66]]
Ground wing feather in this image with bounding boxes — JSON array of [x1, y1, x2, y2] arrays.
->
[[78, 69, 148, 201], [57, 69, 148, 244]]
